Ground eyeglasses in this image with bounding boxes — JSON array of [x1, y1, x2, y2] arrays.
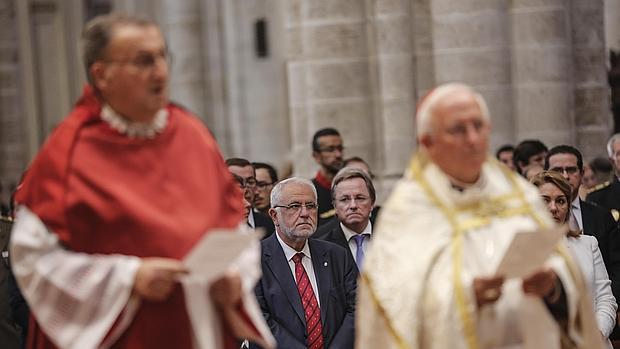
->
[[256, 181, 274, 190], [335, 195, 370, 206], [318, 145, 344, 153], [274, 202, 318, 213], [549, 166, 579, 175], [239, 178, 257, 189], [104, 50, 172, 71]]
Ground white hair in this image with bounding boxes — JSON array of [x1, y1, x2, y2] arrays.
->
[[270, 177, 317, 208], [416, 82, 491, 138], [606, 133, 620, 157]]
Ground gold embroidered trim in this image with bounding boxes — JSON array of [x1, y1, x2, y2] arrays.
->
[[361, 273, 410, 349], [407, 152, 546, 349]]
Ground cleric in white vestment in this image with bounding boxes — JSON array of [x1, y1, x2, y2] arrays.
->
[[356, 83, 603, 349]]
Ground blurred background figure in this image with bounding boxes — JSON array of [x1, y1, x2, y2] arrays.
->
[[513, 139, 548, 176], [495, 144, 516, 171], [252, 162, 278, 216], [584, 157, 615, 190], [531, 171, 616, 349]]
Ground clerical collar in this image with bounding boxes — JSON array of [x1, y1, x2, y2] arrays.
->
[[101, 104, 168, 139], [449, 174, 486, 192]]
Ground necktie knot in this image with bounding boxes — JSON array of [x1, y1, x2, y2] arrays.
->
[[292, 253, 304, 264], [353, 234, 365, 248]]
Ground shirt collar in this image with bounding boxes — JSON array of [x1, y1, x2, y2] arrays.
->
[[340, 220, 372, 242], [247, 210, 256, 228], [314, 171, 332, 190], [572, 197, 581, 210], [275, 231, 312, 261]]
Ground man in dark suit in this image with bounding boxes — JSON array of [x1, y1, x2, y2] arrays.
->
[[226, 158, 275, 238], [252, 177, 357, 349], [310, 128, 345, 226], [587, 133, 620, 216], [0, 217, 21, 349], [545, 145, 620, 296], [314, 168, 376, 270]]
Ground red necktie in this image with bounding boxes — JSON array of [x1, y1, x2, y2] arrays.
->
[[292, 253, 324, 349]]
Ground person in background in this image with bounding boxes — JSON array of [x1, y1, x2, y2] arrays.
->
[[311, 128, 345, 226], [252, 162, 278, 216], [531, 171, 617, 348], [513, 139, 548, 176], [253, 178, 357, 349], [495, 144, 516, 171], [227, 158, 275, 238]]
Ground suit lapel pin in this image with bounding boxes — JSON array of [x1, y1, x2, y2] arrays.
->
[[324, 261, 328, 267]]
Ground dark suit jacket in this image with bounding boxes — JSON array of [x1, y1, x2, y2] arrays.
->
[[253, 210, 275, 239], [586, 179, 620, 212], [313, 220, 374, 270], [252, 234, 357, 349], [581, 199, 620, 298]]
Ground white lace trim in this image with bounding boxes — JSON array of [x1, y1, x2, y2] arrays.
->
[[100, 105, 168, 139]]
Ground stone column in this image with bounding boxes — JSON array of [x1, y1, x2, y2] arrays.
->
[[0, 0, 27, 197], [284, 0, 418, 201], [365, 0, 416, 199], [571, 0, 610, 158], [285, 0, 373, 177], [510, 1, 573, 146], [428, 0, 514, 150]]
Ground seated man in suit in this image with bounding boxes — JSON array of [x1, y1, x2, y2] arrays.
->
[[226, 158, 275, 238], [314, 168, 375, 270], [252, 178, 357, 349]]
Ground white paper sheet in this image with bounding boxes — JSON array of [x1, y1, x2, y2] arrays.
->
[[495, 225, 566, 279], [183, 228, 259, 281]]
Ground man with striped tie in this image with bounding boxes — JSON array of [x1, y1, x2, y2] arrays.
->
[[252, 178, 357, 349]]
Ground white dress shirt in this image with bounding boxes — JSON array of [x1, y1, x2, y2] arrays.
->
[[275, 232, 321, 307], [569, 197, 583, 231], [340, 221, 372, 265]]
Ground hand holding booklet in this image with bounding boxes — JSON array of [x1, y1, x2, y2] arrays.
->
[[183, 228, 260, 281], [495, 225, 566, 279], [181, 228, 276, 349]]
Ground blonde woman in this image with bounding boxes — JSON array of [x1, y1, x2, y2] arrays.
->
[[531, 171, 617, 348]]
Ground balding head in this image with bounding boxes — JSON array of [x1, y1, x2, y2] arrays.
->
[[416, 83, 490, 138], [417, 83, 491, 183]]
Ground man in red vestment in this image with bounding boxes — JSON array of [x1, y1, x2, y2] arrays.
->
[[10, 13, 273, 349]]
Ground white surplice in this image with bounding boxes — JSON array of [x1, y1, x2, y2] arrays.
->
[[10, 206, 275, 349], [356, 154, 603, 349]]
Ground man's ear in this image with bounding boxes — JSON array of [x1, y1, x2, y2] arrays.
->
[[90, 62, 108, 91], [269, 208, 278, 226], [312, 151, 321, 164], [419, 134, 432, 149]]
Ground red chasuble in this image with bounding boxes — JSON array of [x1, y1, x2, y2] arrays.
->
[[16, 87, 246, 349]]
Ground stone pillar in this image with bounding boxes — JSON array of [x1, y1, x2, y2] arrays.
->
[[0, 0, 26, 198], [571, 0, 611, 158], [285, 0, 373, 177], [284, 0, 417, 201], [510, 1, 573, 147], [428, 0, 514, 151], [365, 0, 416, 199]]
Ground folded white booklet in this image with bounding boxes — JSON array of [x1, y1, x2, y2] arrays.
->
[[495, 225, 566, 279], [183, 228, 259, 281]]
